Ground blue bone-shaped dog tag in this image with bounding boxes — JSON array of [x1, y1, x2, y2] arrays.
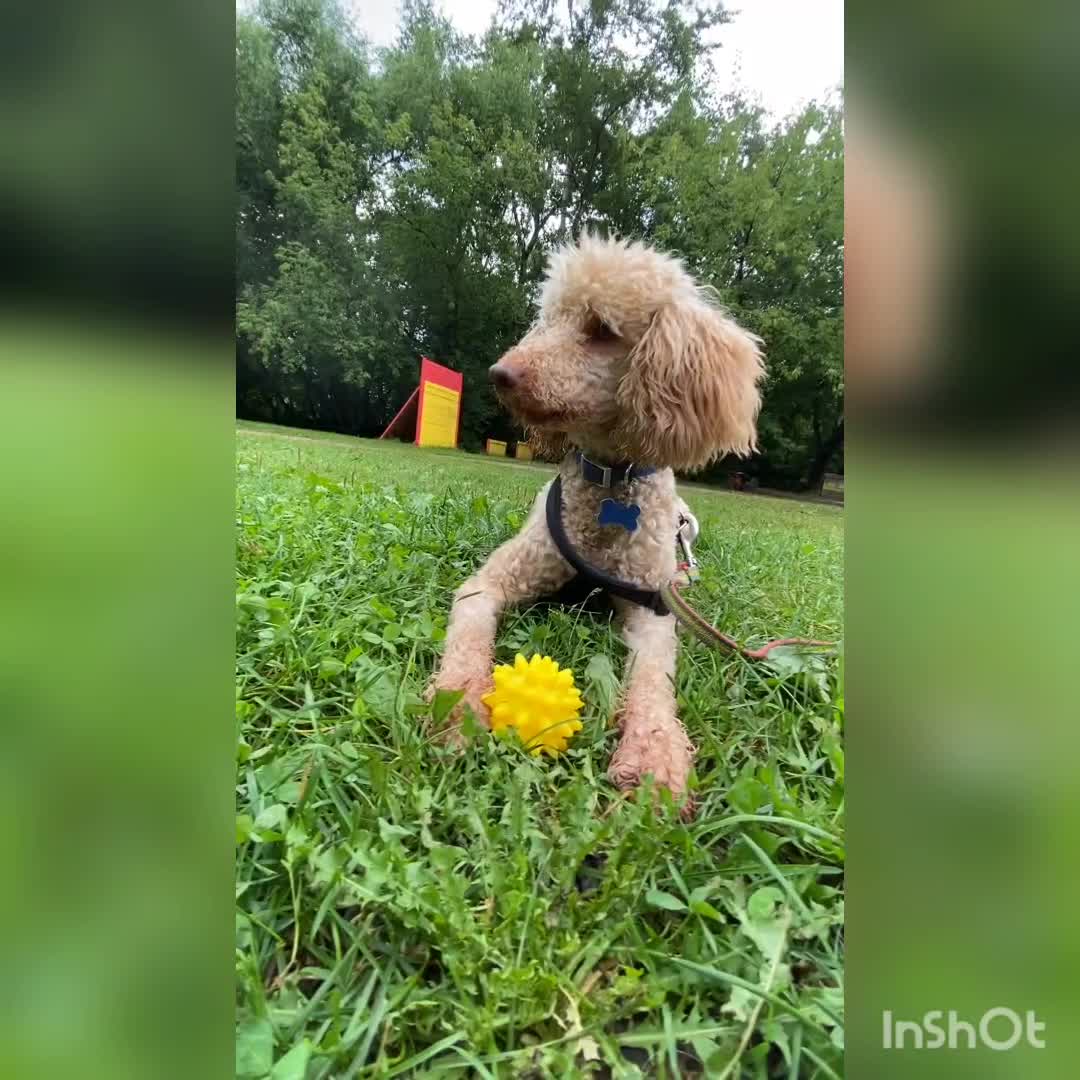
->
[[598, 499, 641, 531]]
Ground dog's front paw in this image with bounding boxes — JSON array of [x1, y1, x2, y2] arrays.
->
[[426, 669, 492, 747], [609, 716, 696, 816]]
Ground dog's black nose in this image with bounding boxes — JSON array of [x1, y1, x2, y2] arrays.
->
[[488, 363, 518, 390]]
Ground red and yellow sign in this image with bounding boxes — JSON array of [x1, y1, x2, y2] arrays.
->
[[416, 358, 463, 448], [381, 357, 463, 447]]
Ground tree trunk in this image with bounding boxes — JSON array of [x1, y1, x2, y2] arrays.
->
[[803, 418, 844, 493]]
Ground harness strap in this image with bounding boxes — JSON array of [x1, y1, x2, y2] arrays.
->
[[545, 476, 670, 617], [544, 476, 836, 660]]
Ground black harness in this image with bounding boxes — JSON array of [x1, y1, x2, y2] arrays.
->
[[545, 475, 671, 617]]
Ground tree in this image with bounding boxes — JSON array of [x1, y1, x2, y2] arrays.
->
[[234, 0, 843, 485], [633, 97, 844, 487]]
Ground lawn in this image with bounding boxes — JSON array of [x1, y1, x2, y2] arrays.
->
[[235, 422, 844, 1079]]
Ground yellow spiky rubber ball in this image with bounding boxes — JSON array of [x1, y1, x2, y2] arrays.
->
[[482, 653, 583, 755]]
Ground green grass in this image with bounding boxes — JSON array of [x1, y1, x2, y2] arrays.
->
[[236, 423, 844, 1079]]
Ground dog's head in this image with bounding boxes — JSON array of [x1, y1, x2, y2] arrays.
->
[[490, 234, 765, 470]]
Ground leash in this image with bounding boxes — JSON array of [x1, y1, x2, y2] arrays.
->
[[659, 576, 834, 660], [665, 513, 833, 659], [546, 476, 834, 660]]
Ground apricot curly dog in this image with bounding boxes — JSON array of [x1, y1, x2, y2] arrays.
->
[[432, 234, 765, 806]]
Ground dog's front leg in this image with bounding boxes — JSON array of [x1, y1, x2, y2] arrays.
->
[[432, 509, 571, 743], [433, 568, 509, 739], [608, 604, 695, 809]]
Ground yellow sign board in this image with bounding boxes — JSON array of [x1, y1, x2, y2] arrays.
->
[[415, 358, 463, 448], [417, 383, 461, 448]]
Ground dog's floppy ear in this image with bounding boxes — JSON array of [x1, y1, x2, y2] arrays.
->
[[615, 299, 765, 471]]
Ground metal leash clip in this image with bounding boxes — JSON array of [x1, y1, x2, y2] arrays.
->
[[677, 512, 699, 580]]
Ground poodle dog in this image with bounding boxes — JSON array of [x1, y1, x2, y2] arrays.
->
[[432, 235, 765, 804]]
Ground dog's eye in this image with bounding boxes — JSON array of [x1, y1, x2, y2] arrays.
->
[[584, 314, 618, 343]]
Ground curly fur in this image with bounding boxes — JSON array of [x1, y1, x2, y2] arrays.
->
[[433, 235, 765, 808]]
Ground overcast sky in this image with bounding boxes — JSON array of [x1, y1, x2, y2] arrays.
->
[[348, 0, 843, 121]]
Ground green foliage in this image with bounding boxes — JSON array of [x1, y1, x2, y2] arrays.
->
[[236, 424, 844, 1075], [235, 0, 843, 486]]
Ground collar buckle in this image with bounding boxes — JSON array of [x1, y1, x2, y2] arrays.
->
[[578, 451, 621, 488], [576, 450, 655, 488]]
